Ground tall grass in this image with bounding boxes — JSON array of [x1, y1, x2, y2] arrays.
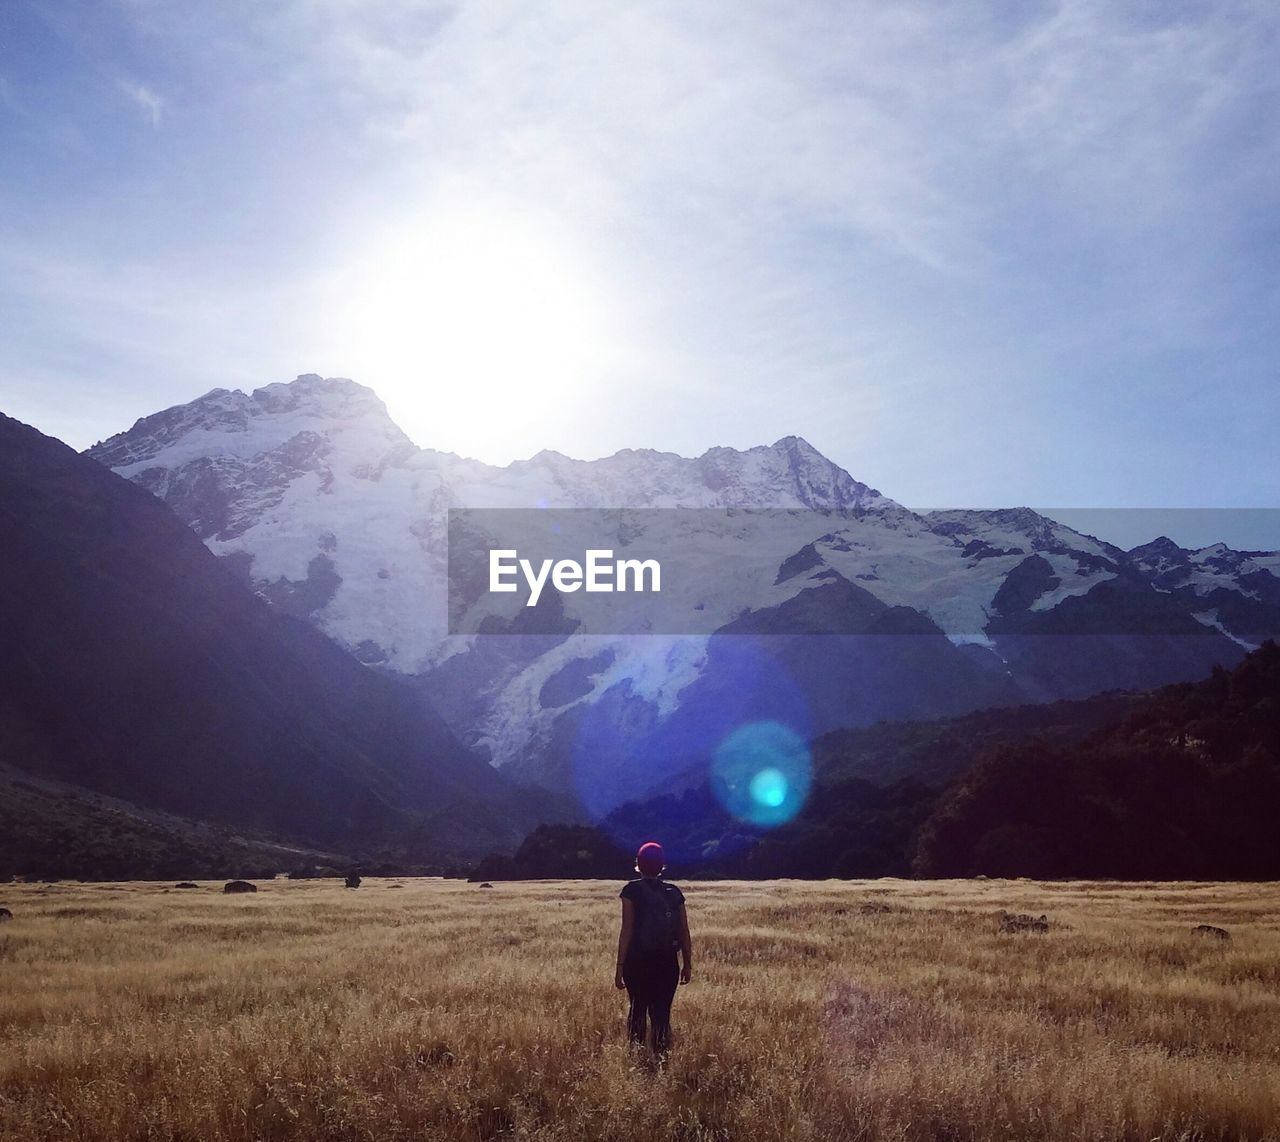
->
[[1, 878, 1277, 1140]]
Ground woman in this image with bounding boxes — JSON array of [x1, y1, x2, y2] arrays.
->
[[614, 841, 693, 1056]]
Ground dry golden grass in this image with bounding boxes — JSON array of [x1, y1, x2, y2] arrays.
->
[[2, 877, 1278, 1141]]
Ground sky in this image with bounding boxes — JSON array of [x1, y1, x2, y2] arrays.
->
[[1, 0, 1278, 541]]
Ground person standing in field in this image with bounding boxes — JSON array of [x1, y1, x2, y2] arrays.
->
[[615, 841, 692, 1057]]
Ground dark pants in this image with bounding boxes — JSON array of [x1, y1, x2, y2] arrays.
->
[[623, 952, 680, 1054]]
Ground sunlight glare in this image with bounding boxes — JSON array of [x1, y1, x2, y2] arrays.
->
[[329, 205, 622, 458]]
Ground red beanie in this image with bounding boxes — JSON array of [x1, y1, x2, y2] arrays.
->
[[636, 841, 665, 876]]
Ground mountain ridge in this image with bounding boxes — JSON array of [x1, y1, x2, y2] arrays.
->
[[82, 375, 1280, 810]]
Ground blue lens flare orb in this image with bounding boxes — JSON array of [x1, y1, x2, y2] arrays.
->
[[749, 767, 789, 809], [711, 720, 812, 828]]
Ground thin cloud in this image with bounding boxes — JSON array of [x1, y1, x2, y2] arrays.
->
[[289, 0, 1277, 284], [118, 78, 163, 126], [4, 0, 1277, 508]]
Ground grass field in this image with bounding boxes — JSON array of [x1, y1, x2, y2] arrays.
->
[[2, 877, 1278, 1141]]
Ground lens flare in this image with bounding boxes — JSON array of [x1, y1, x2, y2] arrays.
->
[[711, 721, 811, 828], [749, 767, 788, 809], [571, 641, 814, 866]]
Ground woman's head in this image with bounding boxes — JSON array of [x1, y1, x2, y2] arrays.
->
[[636, 841, 665, 878]]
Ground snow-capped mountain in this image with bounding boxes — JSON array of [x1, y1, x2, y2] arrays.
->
[[89, 376, 894, 673], [86, 375, 1280, 811]]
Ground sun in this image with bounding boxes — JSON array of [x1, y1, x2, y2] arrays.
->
[[325, 203, 624, 460]]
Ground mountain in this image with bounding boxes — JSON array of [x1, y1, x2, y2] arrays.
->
[[85, 375, 1280, 814], [85, 376, 894, 673], [0, 411, 553, 866]]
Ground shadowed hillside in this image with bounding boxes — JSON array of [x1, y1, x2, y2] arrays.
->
[[0, 413, 560, 868], [916, 640, 1280, 878]]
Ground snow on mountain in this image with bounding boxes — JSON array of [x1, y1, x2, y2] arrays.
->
[[499, 435, 894, 512], [88, 375, 905, 674], [1129, 536, 1280, 600], [92, 378, 406, 470], [1126, 536, 1280, 651], [85, 375, 1279, 803]]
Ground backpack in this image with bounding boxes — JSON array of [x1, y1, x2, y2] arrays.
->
[[633, 879, 680, 955]]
